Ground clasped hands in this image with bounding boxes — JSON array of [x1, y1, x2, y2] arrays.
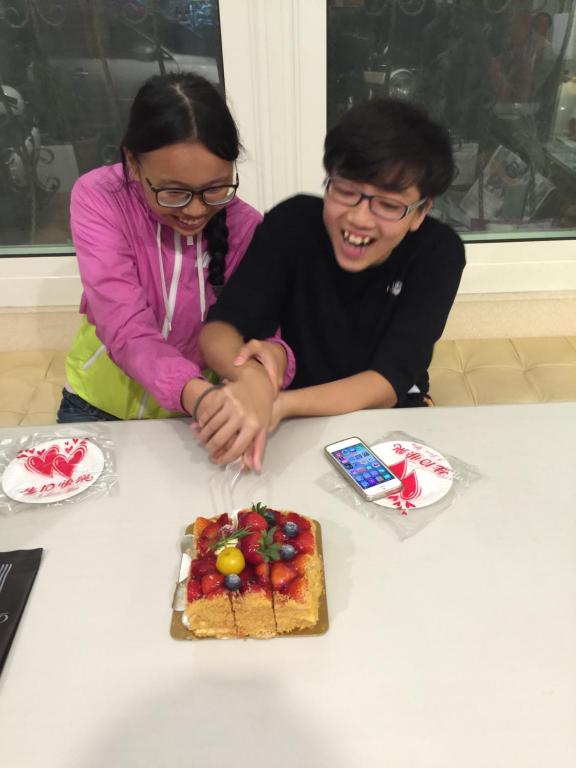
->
[[192, 340, 288, 471]]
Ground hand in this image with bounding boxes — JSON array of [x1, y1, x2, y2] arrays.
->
[[194, 370, 274, 469], [233, 339, 287, 396]]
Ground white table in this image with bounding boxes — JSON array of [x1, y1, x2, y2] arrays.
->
[[1, 404, 576, 768]]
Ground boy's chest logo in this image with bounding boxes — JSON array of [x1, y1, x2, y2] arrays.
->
[[388, 280, 403, 296]]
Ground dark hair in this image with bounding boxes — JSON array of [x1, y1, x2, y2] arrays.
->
[[323, 99, 455, 199], [121, 73, 241, 295]]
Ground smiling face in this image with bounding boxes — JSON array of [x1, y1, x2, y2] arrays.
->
[[322, 178, 431, 273], [125, 140, 235, 237]]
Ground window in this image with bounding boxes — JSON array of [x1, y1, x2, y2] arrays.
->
[[0, 0, 223, 251], [328, 0, 576, 240]]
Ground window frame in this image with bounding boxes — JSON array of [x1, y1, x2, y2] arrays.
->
[[1, 0, 575, 307]]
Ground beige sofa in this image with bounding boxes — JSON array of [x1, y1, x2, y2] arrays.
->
[[1, 337, 575, 426]]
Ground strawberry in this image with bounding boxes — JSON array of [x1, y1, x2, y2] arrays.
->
[[285, 512, 310, 531], [187, 578, 202, 601], [241, 511, 268, 532], [201, 572, 224, 595], [241, 527, 281, 565], [270, 562, 297, 591], [285, 576, 306, 601], [293, 531, 314, 555], [273, 527, 287, 544], [217, 513, 230, 526], [195, 538, 210, 557], [291, 553, 309, 576], [238, 563, 255, 591], [190, 554, 217, 578], [251, 501, 278, 527], [201, 522, 222, 543], [271, 510, 286, 526], [241, 532, 265, 565], [254, 562, 270, 584]]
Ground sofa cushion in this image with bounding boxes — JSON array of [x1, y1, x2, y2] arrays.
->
[[0, 339, 575, 425], [430, 337, 576, 406]]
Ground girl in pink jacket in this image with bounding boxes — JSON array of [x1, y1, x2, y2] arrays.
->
[[59, 73, 292, 429]]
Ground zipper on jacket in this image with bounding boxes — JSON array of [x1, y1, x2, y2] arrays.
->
[[82, 344, 106, 371]]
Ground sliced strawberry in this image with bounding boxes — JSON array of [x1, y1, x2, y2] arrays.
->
[[190, 554, 217, 578], [241, 532, 264, 565], [195, 538, 210, 557], [201, 572, 225, 595], [238, 563, 255, 591], [217, 513, 230, 526], [194, 517, 211, 537], [201, 522, 222, 543], [187, 578, 203, 601], [273, 527, 287, 544], [241, 511, 268, 532], [293, 531, 314, 555], [285, 576, 306, 601], [271, 510, 286, 526], [270, 561, 297, 591], [254, 562, 270, 584], [291, 553, 309, 575], [285, 512, 311, 531]]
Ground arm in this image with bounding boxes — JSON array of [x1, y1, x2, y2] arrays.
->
[[200, 321, 288, 391], [195, 207, 293, 466], [272, 371, 396, 426], [196, 321, 276, 469], [71, 176, 203, 413]]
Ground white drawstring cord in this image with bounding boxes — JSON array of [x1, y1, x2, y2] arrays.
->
[[156, 223, 183, 338], [157, 223, 170, 336], [196, 231, 206, 322]]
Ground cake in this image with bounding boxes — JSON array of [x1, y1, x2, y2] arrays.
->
[[182, 503, 324, 639]]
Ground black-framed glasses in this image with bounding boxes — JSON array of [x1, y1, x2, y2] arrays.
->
[[146, 172, 239, 208], [325, 177, 427, 222]]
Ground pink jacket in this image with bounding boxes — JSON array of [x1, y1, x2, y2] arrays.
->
[[70, 163, 285, 413]]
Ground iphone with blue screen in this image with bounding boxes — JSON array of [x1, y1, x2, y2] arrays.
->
[[324, 436, 402, 501]]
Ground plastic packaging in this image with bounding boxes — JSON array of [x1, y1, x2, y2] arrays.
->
[[0, 426, 118, 515], [317, 430, 481, 540], [208, 458, 273, 522]]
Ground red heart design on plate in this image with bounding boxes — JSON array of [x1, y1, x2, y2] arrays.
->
[[400, 470, 421, 501], [52, 445, 86, 478], [25, 446, 60, 477]]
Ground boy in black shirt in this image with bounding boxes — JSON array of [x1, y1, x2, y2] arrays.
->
[[196, 99, 465, 467]]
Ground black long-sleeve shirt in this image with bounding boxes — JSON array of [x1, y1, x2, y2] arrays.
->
[[208, 195, 465, 405]]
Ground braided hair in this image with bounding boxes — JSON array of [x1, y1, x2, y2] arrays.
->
[[121, 73, 241, 292]]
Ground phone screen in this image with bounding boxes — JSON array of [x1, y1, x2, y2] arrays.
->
[[330, 442, 397, 491]]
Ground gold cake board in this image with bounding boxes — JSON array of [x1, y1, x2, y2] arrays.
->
[[170, 520, 329, 640]]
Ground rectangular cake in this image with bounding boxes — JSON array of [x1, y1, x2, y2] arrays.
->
[[182, 504, 324, 639]]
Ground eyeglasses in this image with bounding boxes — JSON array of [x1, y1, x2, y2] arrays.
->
[[325, 177, 427, 222], [146, 172, 239, 208]]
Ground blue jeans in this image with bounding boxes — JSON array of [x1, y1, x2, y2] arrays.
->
[[57, 389, 120, 423]]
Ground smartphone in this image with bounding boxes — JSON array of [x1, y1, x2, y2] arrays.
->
[[324, 436, 402, 501]]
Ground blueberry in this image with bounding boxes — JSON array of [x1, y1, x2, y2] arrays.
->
[[263, 510, 277, 526], [280, 544, 296, 561], [283, 521, 299, 538], [224, 573, 241, 591]]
